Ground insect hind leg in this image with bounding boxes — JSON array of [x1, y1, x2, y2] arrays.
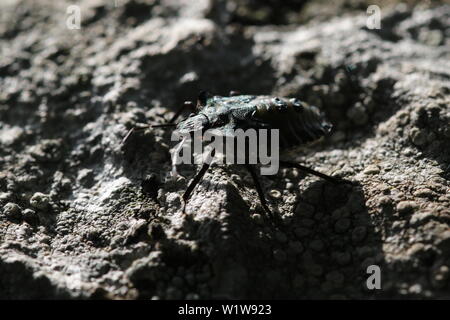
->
[[279, 161, 353, 185]]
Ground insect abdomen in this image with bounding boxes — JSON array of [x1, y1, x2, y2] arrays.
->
[[252, 96, 332, 148]]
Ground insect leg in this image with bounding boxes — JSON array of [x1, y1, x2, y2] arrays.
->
[[244, 164, 274, 219], [279, 161, 352, 185], [182, 162, 211, 213]]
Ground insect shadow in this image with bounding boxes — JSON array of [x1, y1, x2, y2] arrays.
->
[[127, 176, 386, 299]]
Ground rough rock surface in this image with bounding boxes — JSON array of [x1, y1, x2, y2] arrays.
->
[[0, 0, 449, 299]]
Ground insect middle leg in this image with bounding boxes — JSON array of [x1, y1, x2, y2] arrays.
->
[[182, 162, 211, 213], [244, 164, 275, 220]]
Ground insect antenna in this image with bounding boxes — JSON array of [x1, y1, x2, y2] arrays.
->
[[121, 100, 195, 145], [121, 126, 148, 145], [121, 123, 177, 145], [152, 123, 177, 128]]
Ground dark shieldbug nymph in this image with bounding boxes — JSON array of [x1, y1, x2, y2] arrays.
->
[[124, 91, 350, 218]]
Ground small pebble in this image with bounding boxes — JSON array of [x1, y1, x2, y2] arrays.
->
[[307, 264, 323, 276], [273, 249, 287, 262], [413, 188, 434, 198], [3, 202, 22, 219], [78, 169, 94, 186], [408, 284, 422, 295], [251, 213, 263, 225], [418, 29, 444, 46], [392, 220, 405, 230], [331, 208, 344, 220], [310, 239, 324, 252], [22, 208, 37, 220], [0, 192, 12, 203], [196, 272, 210, 283], [293, 275, 305, 288], [294, 227, 310, 238], [230, 174, 241, 183], [334, 251, 352, 266], [185, 273, 196, 286], [326, 271, 345, 287], [363, 165, 380, 175], [432, 265, 449, 289], [352, 226, 367, 243], [275, 231, 288, 243], [377, 196, 392, 206], [346, 192, 365, 213], [410, 128, 427, 146], [396, 201, 417, 214], [410, 211, 433, 226], [30, 192, 50, 210], [286, 182, 295, 190], [185, 293, 200, 300], [346, 103, 368, 125], [299, 218, 315, 227], [165, 286, 182, 299], [334, 218, 351, 233], [289, 241, 304, 254], [172, 276, 184, 287], [268, 189, 282, 199], [295, 203, 315, 217]]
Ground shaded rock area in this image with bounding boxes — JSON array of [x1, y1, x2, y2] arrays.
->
[[0, 0, 449, 299]]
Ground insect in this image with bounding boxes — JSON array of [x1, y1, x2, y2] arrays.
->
[[123, 91, 351, 218]]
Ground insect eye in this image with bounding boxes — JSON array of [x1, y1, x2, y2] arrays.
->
[[197, 90, 212, 108], [322, 122, 333, 132], [291, 98, 304, 112]]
